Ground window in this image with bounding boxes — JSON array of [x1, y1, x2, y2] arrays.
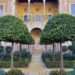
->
[[24, 15, 44, 22], [24, 15, 30, 22], [33, 15, 44, 22], [31, 0, 42, 3], [0, 5, 3, 16], [71, 4, 75, 16]]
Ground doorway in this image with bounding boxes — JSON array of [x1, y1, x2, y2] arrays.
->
[[31, 28, 42, 44]]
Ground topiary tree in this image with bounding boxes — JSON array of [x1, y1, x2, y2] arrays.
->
[[7, 69, 24, 75], [0, 16, 34, 44], [0, 16, 34, 68], [40, 14, 75, 75], [41, 14, 75, 43]]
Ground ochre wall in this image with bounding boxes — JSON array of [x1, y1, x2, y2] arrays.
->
[[16, 3, 58, 19], [16, 3, 28, 19], [0, 0, 75, 17]]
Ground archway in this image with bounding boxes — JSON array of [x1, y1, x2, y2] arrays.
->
[[31, 28, 42, 44]]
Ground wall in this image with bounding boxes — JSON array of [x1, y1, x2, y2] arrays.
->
[[16, 2, 58, 31], [0, 0, 9, 15], [16, 2, 58, 19]]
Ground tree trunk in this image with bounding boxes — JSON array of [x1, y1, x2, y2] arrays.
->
[[19, 43, 22, 60], [11, 42, 14, 69], [53, 43, 55, 61], [60, 42, 64, 75], [0, 41, 1, 46], [45, 45, 47, 51], [28, 44, 30, 50]]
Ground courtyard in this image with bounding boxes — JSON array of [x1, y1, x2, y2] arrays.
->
[[0, 0, 75, 75]]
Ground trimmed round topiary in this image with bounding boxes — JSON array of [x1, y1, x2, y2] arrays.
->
[[0, 16, 34, 44], [40, 14, 75, 44]]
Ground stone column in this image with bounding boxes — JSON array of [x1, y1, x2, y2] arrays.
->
[[8, 0, 16, 15], [28, 0, 31, 31], [59, 0, 64, 13], [12, 0, 16, 15], [43, 0, 46, 15], [68, 0, 72, 15], [28, 0, 31, 15], [59, 0, 69, 14]]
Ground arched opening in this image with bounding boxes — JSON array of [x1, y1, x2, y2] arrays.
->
[[31, 28, 42, 44]]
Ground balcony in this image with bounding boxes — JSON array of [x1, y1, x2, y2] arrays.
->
[[24, 15, 52, 23], [17, 0, 58, 3]]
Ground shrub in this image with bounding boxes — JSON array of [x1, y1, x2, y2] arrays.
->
[[13, 49, 32, 67], [0, 46, 4, 53], [14, 60, 29, 67], [50, 71, 59, 75], [63, 53, 75, 60], [0, 46, 11, 61], [0, 46, 4, 59], [13, 51, 20, 61], [7, 69, 24, 75], [50, 71, 67, 75], [0, 70, 6, 75], [5, 46, 12, 54], [42, 51, 75, 68], [64, 61, 75, 68], [13, 49, 32, 61], [42, 52, 61, 68], [0, 61, 11, 68]]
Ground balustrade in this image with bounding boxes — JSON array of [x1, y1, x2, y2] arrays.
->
[[24, 15, 52, 22]]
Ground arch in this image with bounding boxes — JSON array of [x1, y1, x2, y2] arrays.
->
[[31, 28, 42, 44], [31, 28, 42, 33]]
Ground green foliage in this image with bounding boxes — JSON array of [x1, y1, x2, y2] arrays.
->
[[13, 49, 31, 61], [64, 61, 75, 68], [7, 69, 24, 75], [50, 71, 60, 75], [42, 52, 75, 68], [0, 46, 4, 53], [40, 14, 75, 44], [13, 49, 32, 67], [5, 46, 12, 54], [0, 46, 11, 68], [50, 71, 67, 75], [0, 16, 34, 44], [42, 52, 60, 68], [0, 61, 11, 68], [0, 46, 12, 61], [0, 47, 31, 68]]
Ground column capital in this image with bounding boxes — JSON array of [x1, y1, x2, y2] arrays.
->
[[28, 0, 31, 2], [43, 0, 46, 2], [43, 0, 46, 15], [12, 0, 16, 3]]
